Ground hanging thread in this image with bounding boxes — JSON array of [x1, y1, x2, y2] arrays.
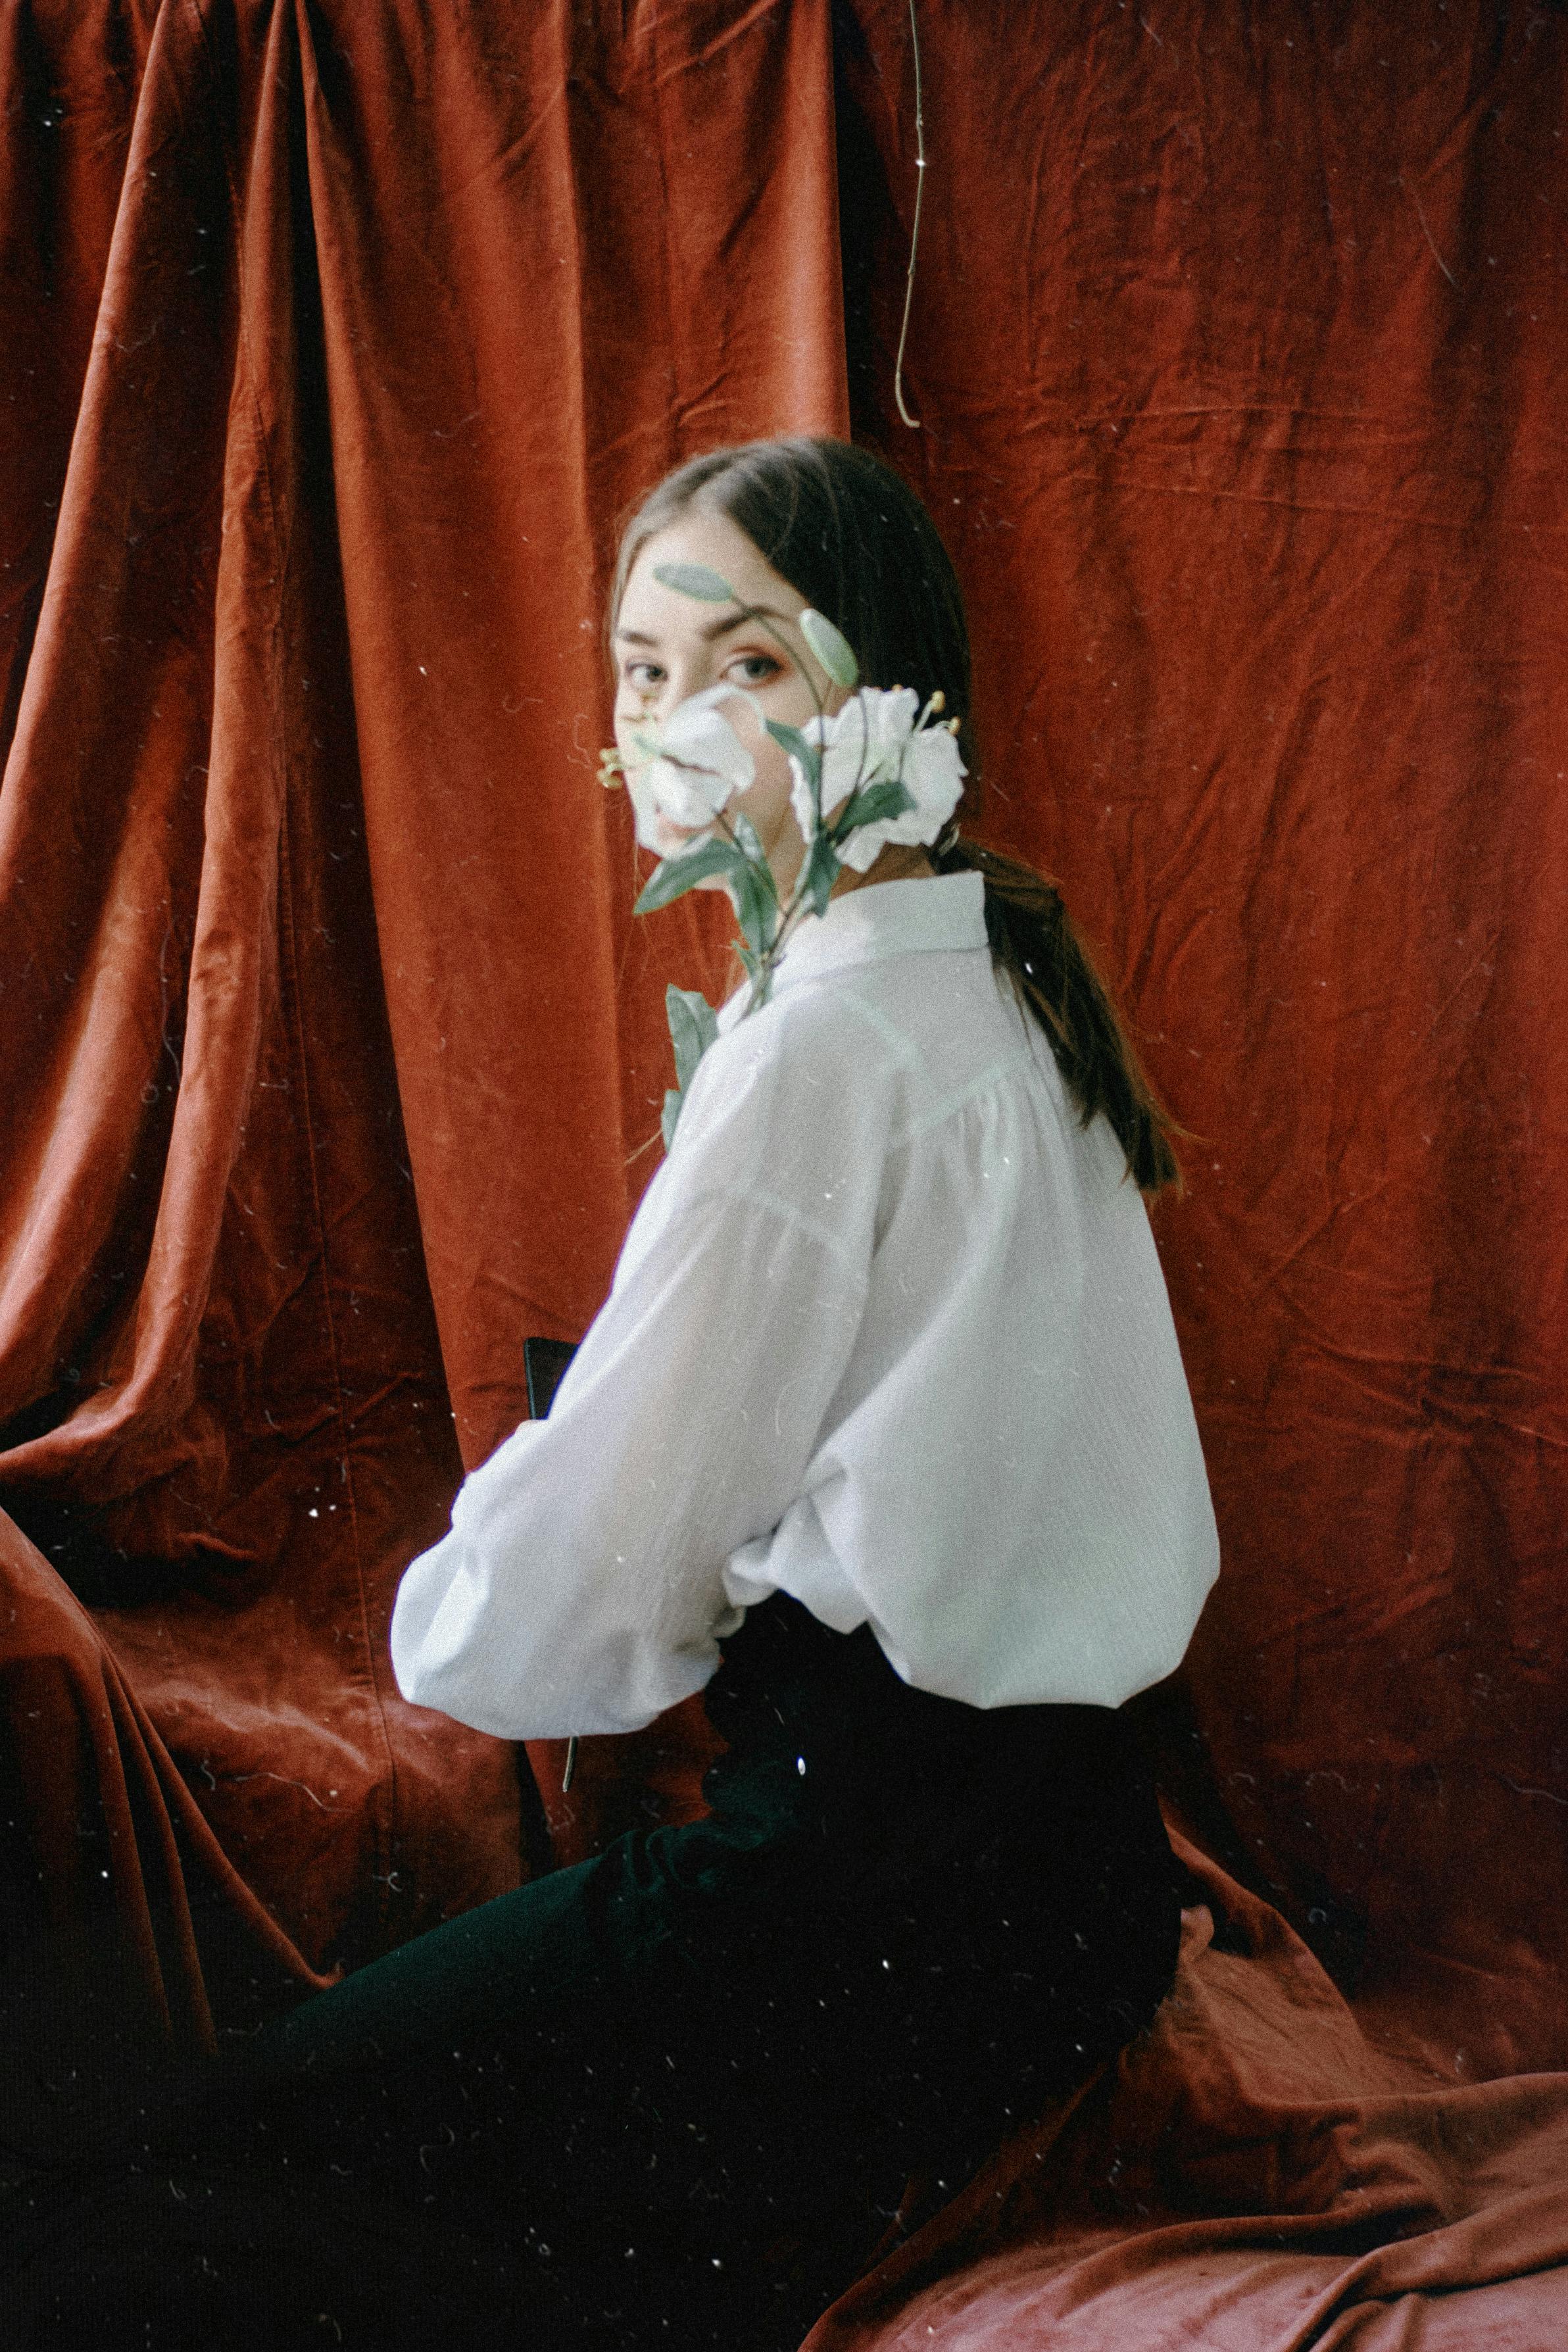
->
[[893, 0, 926, 430]]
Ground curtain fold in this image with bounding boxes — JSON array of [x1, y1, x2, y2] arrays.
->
[[0, 0, 846, 2009]]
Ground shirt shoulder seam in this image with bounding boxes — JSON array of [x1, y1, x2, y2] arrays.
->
[[888, 1043, 1044, 1150], [686, 1180, 871, 1282]]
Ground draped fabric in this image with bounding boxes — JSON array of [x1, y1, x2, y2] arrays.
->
[[802, 1836, 1568, 2352], [2, 1, 1564, 2341]]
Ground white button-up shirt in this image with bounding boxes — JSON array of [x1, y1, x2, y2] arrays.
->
[[390, 872, 1219, 1738]]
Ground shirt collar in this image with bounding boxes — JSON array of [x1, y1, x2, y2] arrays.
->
[[717, 871, 987, 1032]]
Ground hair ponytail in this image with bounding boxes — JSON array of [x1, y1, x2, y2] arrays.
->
[[933, 834, 1184, 1197]]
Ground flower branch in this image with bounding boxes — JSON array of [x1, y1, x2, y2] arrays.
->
[[602, 562, 964, 1146]]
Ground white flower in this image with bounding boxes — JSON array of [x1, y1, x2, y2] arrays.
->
[[789, 687, 966, 872], [627, 685, 756, 858]]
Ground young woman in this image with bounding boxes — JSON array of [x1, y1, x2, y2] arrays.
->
[[16, 440, 1219, 2351]]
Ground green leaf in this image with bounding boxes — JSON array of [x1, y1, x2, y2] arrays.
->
[[728, 812, 779, 900], [652, 562, 735, 604], [833, 777, 916, 839], [665, 983, 718, 1094], [733, 860, 775, 959], [661, 1087, 685, 1150], [633, 836, 746, 915], [764, 718, 820, 789], [799, 608, 859, 689], [802, 830, 841, 918], [737, 942, 761, 981]]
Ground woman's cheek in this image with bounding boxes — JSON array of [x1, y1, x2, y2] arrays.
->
[[733, 765, 800, 854]]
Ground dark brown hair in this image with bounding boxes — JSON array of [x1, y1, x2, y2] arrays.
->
[[612, 437, 1183, 1195]]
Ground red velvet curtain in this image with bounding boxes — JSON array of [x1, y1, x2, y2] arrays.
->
[[834, 0, 1568, 2084], [3, 0, 1565, 2335], [0, 0, 843, 2034]]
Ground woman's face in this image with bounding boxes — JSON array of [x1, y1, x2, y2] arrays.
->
[[613, 506, 844, 900]]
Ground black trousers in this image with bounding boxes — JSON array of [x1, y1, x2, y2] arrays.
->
[[9, 1596, 1182, 2351]]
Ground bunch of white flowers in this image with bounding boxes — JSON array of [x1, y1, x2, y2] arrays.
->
[[602, 561, 966, 1144]]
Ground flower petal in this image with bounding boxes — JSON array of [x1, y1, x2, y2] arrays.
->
[[635, 684, 759, 841], [825, 700, 966, 870], [788, 754, 820, 847]]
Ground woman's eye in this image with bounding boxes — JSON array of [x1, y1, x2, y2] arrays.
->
[[621, 662, 664, 693], [727, 652, 783, 685]]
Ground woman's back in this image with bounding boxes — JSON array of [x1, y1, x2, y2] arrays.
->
[[687, 870, 1221, 1708]]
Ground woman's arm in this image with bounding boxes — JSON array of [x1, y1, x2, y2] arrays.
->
[[389, 1173, 870, 1740]]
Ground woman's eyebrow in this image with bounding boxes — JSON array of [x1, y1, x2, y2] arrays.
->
[[614, 606, 795, 651], [699, 605, 793, 641]]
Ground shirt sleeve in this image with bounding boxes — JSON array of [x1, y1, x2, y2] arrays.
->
[[388, 1168, 871, 1740]]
